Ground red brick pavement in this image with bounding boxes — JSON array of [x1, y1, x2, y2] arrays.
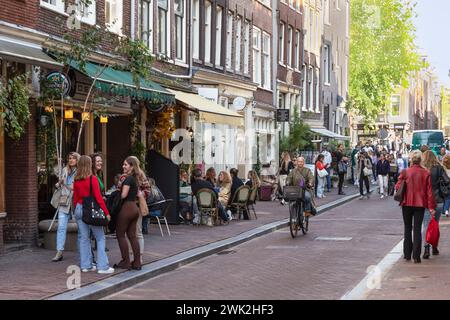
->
[[0, 186, 359, 300], [368, 219, 450, 300], [105, 195, 404, 300]]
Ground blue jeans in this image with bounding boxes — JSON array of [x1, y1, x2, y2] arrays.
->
[[326, 168, 331, 191], [422, 203, 443, 247], [56, 210, 71, 251], [444, 197, 450, 213], [304, 190, 312, 213], [74, 204, 110, 271]]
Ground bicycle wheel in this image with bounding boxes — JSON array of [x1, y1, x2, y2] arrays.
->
[[289, 201, 299, 238], [302, 214, 309, 234], [296, 201, 307, 235]]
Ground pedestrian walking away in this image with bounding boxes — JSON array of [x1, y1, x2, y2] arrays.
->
[[395, 150, 436, 263], [376, 154, 390, 199], [356, 152, 372, 199], [336, 144, 349, 195], [52, 152, 80, 262]]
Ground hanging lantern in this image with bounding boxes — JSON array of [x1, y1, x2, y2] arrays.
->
[[44, 106, 54, 113], [64, 109, 73, 119], [82, 112, 90, 121], [100, 115, 108, 123]]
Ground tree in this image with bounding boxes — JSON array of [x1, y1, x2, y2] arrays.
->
[[348, 0, 423, 126], [279, 105, 313, 156], [39, 2, 154, 178]]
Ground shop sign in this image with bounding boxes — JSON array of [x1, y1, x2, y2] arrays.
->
[[46, 72, 71, 97], [276, 109, 290, 122]]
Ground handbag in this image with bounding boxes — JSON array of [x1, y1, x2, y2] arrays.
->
[[426, 216, 440, 248], [394, 171, 407, 202], [363, 167, 372, 177], [138, 195, 149, 216], [438, 168, 450, 198], [317, 168, 328, 178], [82, 176, 108, 227], [338, 161, 347, 174], [50, 188, 62, 209]]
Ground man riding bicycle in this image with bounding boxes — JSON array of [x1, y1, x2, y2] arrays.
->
[[285, 156, 315, 217]]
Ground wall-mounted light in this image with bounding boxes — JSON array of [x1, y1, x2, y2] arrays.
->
[[64, 109, 73, 119], [82, 112, 90, 121], [100, 115, 108, 123], [44, 106, 54, 113]]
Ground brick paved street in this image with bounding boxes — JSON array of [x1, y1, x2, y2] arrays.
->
[[105, 195, 404, 300], [0, 186, 358, 300]]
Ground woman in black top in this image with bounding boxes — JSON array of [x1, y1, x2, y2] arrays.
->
[[114, 156, 143, 270]]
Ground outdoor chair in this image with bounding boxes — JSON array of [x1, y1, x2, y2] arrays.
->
[[228, 185, 251, 220], [148, 199, 173, 237], [195, 188, 218, 226], [246, 187, 258, 220]]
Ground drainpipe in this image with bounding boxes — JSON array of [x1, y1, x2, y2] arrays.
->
[[272, 0, 279, 160]]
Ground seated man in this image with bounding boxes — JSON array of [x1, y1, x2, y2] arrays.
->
[[285, 156, 315, 217], [191, 169, 230, 224], [229, 168, 247, 219]]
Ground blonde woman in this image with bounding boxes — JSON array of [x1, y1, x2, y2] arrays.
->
[[218, 171, 233, 221], [52, 152, 80, 262], [245, 170, 261, 189]]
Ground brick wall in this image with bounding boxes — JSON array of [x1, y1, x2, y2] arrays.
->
[[0, 0, 39, 29], [4, 101, 38, 246]]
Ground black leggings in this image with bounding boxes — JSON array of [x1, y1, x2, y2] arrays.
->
[[359, 174, 370, 195]]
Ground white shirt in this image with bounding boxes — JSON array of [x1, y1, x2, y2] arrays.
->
[[321, 151, 332, 166], [396, 158, 405, 173], [363, 146, 373, 153]]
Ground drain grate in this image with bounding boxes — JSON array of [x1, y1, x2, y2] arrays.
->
[[314, 237, 352, 241], [216, 250, 236, 255]]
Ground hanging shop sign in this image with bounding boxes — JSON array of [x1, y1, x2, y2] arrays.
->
[[46, 72, 72, 97]]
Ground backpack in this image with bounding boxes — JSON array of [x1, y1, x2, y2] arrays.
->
[[439, 168, 450, 198]]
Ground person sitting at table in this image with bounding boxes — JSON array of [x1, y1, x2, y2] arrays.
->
[[230, 168, 244, 201], [142, 178, 164, 234], [191, 169, 230, 224], [260, 162, 279, 201], [180, 169, 190, 187], [246, 170, 261, 189], [205, 167, 217, 187]]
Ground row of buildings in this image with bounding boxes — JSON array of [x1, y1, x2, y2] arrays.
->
[[351, 56, 446, 152], [0, 0, 350, 252]]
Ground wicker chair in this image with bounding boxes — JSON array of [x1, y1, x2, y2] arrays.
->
[[195, 188, 218, 226], [228, 185, 251, 220]]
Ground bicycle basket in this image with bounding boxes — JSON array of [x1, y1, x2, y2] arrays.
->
[[283, 186, 303, 201]]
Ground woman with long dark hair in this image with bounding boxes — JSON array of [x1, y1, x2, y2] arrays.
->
[[315, 154, 327, 199], [114, 156, 144, 270]]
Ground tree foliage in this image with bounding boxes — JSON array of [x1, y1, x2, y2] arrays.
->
[[348, 0, 423, 126], [279, 105, 313, 155]]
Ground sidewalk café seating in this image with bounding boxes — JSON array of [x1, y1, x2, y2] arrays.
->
[[246, 187, 258, 220], [195, 188, 218, 226], [148, 199, 173, 237], [228, 185, 251, 220]]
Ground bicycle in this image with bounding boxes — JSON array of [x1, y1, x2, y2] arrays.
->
[[283, 186, 309, 238]]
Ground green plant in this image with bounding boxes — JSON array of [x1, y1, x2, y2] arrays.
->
[[279, 105, 313, 155], [0, 73, 31, 140]]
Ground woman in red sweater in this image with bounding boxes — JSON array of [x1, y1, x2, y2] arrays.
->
[[315, 154, 327, 199], [73, 156, 114, 274]]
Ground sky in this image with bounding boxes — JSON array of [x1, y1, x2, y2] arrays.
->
[[413, 0, 450, 88]]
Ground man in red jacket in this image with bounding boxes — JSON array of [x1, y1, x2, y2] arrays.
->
[[396, 150, 436, 263]]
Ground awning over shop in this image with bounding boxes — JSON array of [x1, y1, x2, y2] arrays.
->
[[69, 61, 175, 105], [310, 127, 350, 141], [167, 89, 244, 127], [0, 38, 61, 68]]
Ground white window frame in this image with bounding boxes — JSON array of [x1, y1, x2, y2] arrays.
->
[[204, 1, 212, 63], [391, 95, 401, 116], [192, 0, 200, 60], [157, 0, 170, 56], [287, 26, 293, 68], [75, 0, 96, 25], [279, 23, 285, 65], [174, 0, 186, 62], [215, 6, 223, 66], [324, 0, 330, 25], [40, 0, 65, 14], [309, 67, 314, 111], [336, 0, 341, 10], [138, 0, 153, 52], [105, 0, 123, 35], [302, 66, 307, 111], [262, 32, 271, 90], [315, 68, 320, 113], [244, 20, 250, 75], [235, 17, 242, 72], [253, 27, 262, 86], [295, 30, 300, 70], [226, 11, 233, 70], [324, 44, 330, 85]]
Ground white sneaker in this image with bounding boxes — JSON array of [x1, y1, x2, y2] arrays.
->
[[359, 196, 365, 200], [97, 267, 115, 274], [380, 194, 384, 199], [82, 265, 97, 272], [226, 210, 233, 221], [446, 211, 449, 218]]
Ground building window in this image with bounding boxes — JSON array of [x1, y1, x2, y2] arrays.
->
[[391, 95, 401, 116], [76, 0, 96, 25], [315, 68, 320, 112], [192, 0, 200, 59], [289, 0, 294, 7], [253, 27, 261, 85], [244, 21, 250, 74], [215, 6, 223, 66], [235, 17, 242, 72], [295, 0, 301, 11], [346, 1, 349, 37], [324, 0, 330, 24], [287, 26, 293, 67], [138, 0, 153, 51], [157, 0, 168, 55], [302, 66, 307, 111], [205, 1, 212, 63], [324, 44, 330, 84], [309, 67, 314, 111], [336, 0, 341, 10], [262, 32, 271, 89], [40, 0, 65, 13], [226, 12, 233, 69], [279, 23, 285, 64], [105, 0, 123, 35], [174, 0, 184, 60], [295, 30, 300, 69]]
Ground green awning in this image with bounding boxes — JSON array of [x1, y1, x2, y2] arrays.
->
[[70, 61, 175, 104]]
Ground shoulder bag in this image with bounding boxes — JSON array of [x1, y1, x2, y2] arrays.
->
[[394, 171, 407, 203], [82, 176, 108, 226], [438, 167, 450, 198], [317, 168, 328, 178]]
